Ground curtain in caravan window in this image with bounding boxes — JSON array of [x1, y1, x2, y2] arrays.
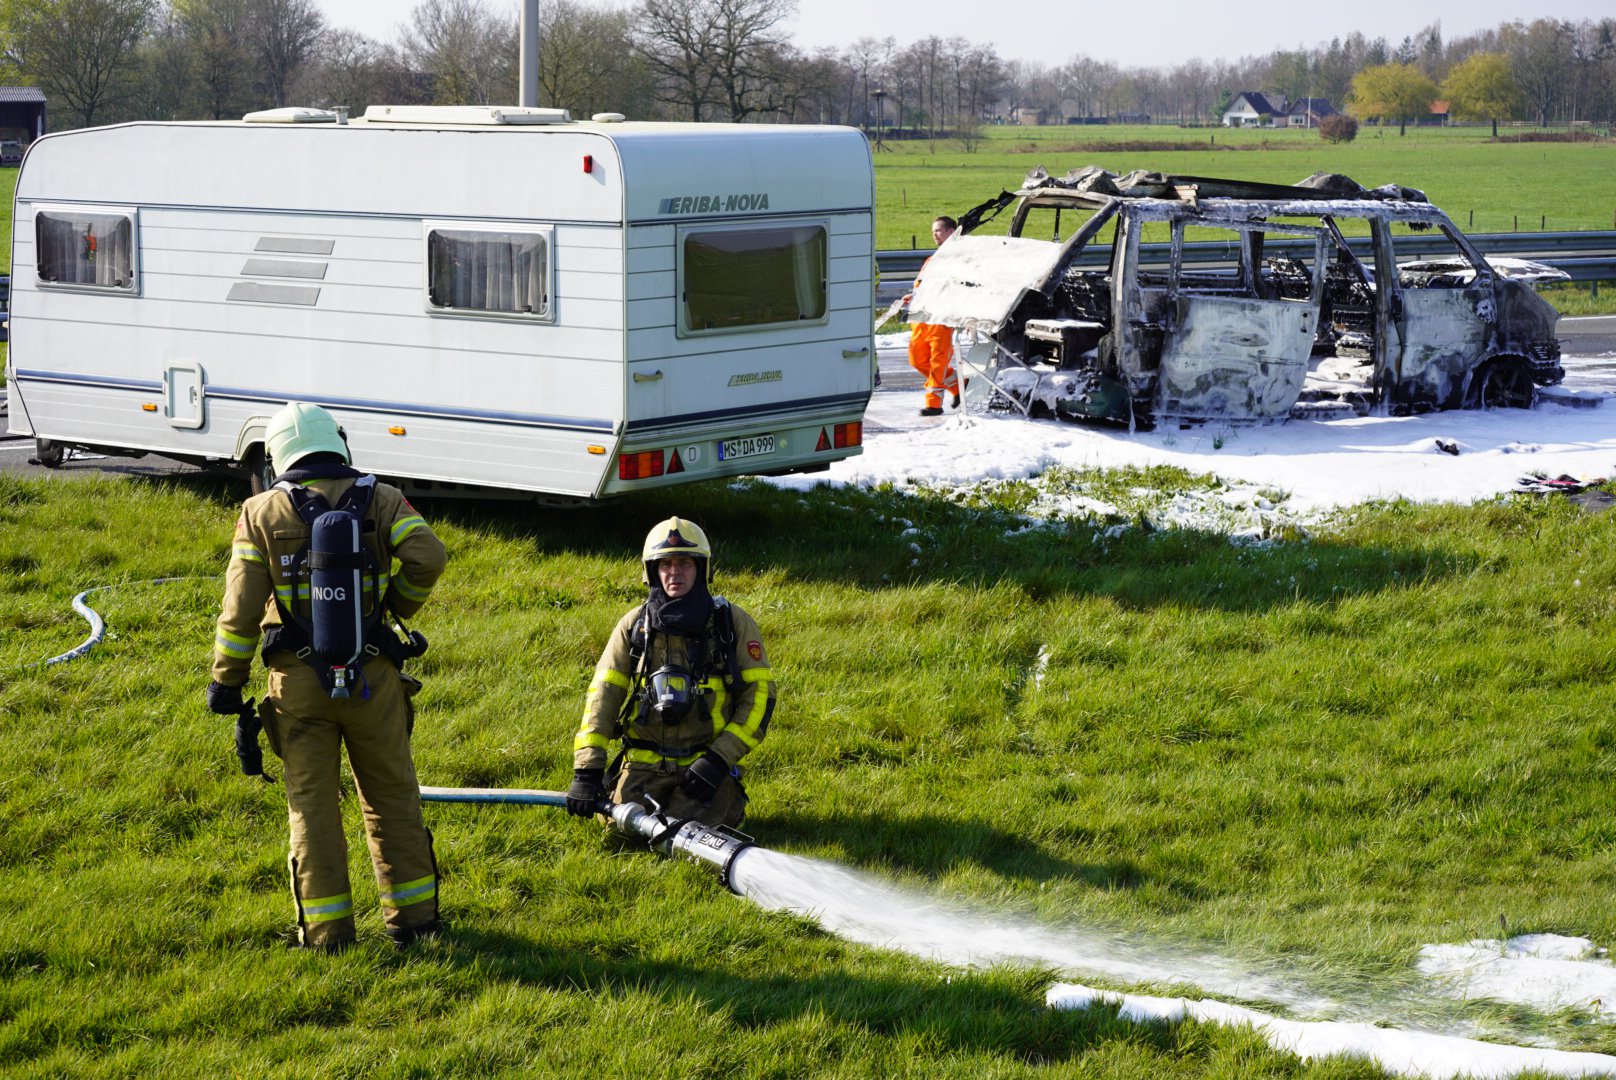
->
[[682, 225, 826, 333], [428, 229, 548, 316], [36, 211, 134, 288]]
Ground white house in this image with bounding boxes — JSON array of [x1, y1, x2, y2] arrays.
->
[[1221, 92, 1285, 127]]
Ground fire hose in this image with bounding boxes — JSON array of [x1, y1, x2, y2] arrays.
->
[[419, 786, 757, 893], [33, 581, 754, 887]]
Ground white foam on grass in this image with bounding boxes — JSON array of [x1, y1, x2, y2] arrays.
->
[[1418, 935, 1616, 1020], [1047, 983, 1616, 1079]]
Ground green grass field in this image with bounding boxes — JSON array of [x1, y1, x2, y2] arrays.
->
[[2, 126, 1615, 1075], [2, 470, 1614, 1077], [872, 124, 1616, 249]]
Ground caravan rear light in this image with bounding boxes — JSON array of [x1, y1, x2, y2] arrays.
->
[[618, 449, 665, 480], [582, 154, 594, 173], [833, 421, 861, 448]]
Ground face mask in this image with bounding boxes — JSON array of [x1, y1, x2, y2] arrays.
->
[[647, 665, 696, 722]]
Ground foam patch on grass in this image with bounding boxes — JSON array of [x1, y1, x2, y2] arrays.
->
[[1047, 982, 1616, 1078], [1418, 934, 1616, 1020]]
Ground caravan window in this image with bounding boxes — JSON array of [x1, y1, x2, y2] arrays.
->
[[426, 227, 552, 318], [36, 209, 136, 290], [679, 224, 827, 335]]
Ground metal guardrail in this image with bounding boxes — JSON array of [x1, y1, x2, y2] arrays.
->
[[877, 230, 1616, 291]]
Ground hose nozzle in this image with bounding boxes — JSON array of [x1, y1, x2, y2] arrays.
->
[[607, 798, 755, 893]]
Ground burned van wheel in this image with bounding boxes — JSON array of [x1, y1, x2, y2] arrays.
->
[[244, 444, 274, 495], [1471, 361, 1536, 410]]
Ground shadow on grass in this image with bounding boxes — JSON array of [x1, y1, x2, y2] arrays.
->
[[752, 807, 1150, 894], [406, 476, 1478, 616], [414, 926, 1168, 1065], [107, 455, 1483, 616]]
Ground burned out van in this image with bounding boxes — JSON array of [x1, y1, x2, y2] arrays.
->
[[909, 168, 1565, 427]]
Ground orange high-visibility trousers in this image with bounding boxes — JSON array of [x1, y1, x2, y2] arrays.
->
[[908, 322, 957, 410]]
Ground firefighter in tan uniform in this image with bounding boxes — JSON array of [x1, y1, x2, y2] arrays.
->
[[566, 518, 775, 828], [206, 402, 447, 952]]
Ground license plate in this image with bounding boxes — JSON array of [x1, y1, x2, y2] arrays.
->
[[718, 433, 776, 461]]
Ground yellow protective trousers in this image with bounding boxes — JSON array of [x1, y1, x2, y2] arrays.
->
[[611, 761, 748, 829], [265, 656, 437, 949]]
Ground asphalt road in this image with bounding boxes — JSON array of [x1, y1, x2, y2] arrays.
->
[[4, 316, 1613, 481]]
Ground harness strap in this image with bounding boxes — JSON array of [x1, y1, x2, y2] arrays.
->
[[263, 474, 392, 691]]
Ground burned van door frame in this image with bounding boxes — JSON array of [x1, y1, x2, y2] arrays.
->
[[1147, 215, 1328, 423], [1370, 217, 1497, 412]]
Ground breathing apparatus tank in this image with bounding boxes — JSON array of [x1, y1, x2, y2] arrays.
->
[[307, 508, 367, 698]]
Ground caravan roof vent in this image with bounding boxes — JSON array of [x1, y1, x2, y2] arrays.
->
[[591, 112, 627, 123], [243, 107, 340, 124], [361, 105, 574, 126]]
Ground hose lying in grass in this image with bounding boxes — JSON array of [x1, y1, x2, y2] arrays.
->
[[37, 577, 207, 667]]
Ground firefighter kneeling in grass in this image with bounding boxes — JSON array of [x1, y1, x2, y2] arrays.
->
[[567, 517, 775, 828], [206, 402, 447, 952]]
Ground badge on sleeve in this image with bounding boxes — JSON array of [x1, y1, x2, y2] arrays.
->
[[747, 640, 762, 661]]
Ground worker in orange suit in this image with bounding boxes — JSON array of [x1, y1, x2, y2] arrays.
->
[[907, 215, 959, 416]]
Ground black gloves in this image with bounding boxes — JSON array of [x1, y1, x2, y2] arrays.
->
[[679, 751, 730, 802], [205, 680, 245, 716], [566, 768, 606, 817]]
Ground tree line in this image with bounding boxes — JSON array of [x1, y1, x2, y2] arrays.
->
[[0, 0, 1611, 134]]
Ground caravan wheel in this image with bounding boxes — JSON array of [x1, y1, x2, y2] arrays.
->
[[32, 439, 65, 468], [244, 445, 274, 495]]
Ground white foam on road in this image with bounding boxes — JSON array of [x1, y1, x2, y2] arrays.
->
[[801, 342, 1616, 538]]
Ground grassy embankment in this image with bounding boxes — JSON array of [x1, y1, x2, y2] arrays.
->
[[2, 470, 1614, 1077], [872, 124, 1616, 314]]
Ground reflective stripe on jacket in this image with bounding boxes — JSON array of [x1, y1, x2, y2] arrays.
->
[[573, 602, 775, 771], [212, 477, 447, 685]]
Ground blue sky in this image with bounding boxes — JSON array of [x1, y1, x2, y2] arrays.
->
[[317, 0, 1612, 70]]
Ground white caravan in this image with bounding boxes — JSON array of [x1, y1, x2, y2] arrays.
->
[[4, 105, 875, 498]]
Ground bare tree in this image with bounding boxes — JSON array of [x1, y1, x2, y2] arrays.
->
[[244, 0, 325, 108], [298, 27, 422, 113], [175, 0, 252, 118], [633, 0, 794, 122], [950, 41, 1003, 136], [712, 0, 794, 120], [1503, 18, 1572, 126], [1567, 19, 1616, 125], [403, 0, 515, 106], [0, 0, 157, 127], [1171, 58, 1212, 124], [132, 3, 195, 119], [632, 0, 721, 120], [770, 44, 844, 124], [539, 0, 651, 118], [1060, 56, 1117, 122], [841, 35, 893, 128]]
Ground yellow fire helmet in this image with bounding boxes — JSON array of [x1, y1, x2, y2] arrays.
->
[[264, 401, 350, 471], [641, 516, 712, 584]]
